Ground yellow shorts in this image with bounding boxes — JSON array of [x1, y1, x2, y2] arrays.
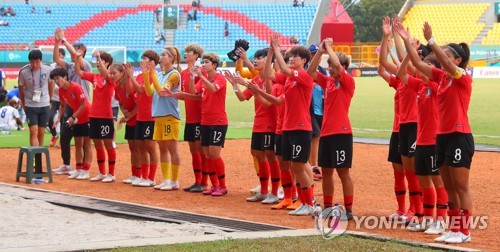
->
[[153, 115, 180, 141]]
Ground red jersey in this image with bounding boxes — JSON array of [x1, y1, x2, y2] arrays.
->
[[82, 72, 115, 119], [273, 73, 287, 135], [279, 70, 313, 131], [389, 76, 401, 132], [59, 82, 91, 124], [243, 76, 277, 133], [135, 73, 154, 122], [181, 69, 202, 124], [316, 70, 355, 136], [432, 67, 472, 134], [115, 82, 137, 126], [408, 76, 438, 145], [195, 73, 228, 125], [397, 75, 418, 124]]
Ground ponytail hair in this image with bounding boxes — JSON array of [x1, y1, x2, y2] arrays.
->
[[165, 46, 182, 72], [446, 42, 470, 69]]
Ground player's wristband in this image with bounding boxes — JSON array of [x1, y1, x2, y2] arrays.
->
[[428, 36, 435, 46]]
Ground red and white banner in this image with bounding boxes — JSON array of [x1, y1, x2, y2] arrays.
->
[[1, 67, 21, 80], [473, 67, 500, 79]]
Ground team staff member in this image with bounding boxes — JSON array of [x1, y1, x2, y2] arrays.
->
[[51, 68, 92, 180], [396, 20, 474, 244], [126, 52, 159, 187], [188, 53, 228, 197], [308, 38, 355, 220], [147, 46, 182, 191], [75, 49, 117, 183], [109, 63, 141, 185]]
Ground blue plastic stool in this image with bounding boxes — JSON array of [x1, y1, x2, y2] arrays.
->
[[16, 146, 53, 184]]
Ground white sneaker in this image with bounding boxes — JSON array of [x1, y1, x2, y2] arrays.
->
[[154, 180, 170, 190], [289, 204, 305, 215], [445, 231, 471, 244], [112, 141, 117, 148], [435, 231, 455, 242], [76, 170, 90, 180], [160, 180, 179, 191], [247, 193, 268, 202], [53, 165, 72, 175], [122, 176, 139, 184], [278, 187, 284, 200], [67, 170, 81, 179], [138, 179, 156, 187], [132, 178, 144, 186], [90, 173, 106, 182], [249, 185, 261, 195], [101, 174, 116, 183], [424, 221, 445, 235], [295, 204, 315, 216], [261, 194, 280, 204]]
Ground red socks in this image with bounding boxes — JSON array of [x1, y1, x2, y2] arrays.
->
[[448, 209, 461, 232], [280, 170, 293, 200], [192, 153, 202, 185], [405, 169, 422, 214], [269, 160, 281, 196], [324, 195, 333, 208], [460, 209, 471, 235], [422, 187, 436, 217], [394, 170, 407, 213], [141, 163, 149, 179], [83, 163, 91, 171], [206, 159, 219, 188], [76, 163, 83, 170], [96, 148, 106, 175], [344, 195, 353, 210], [148, 163, 157, 181], [106, 148, 116, 176], [258, 161, 270, 194], [435, 186, 448, 221], [301, 187, 314, 206], [215, 157, 226, 189], [200, 154, 208, 186]]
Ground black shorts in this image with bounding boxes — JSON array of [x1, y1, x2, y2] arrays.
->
[[414, 145, 439, 176], [251, 132, 275, 151], [318, 134, 353, 168], [25, 106, 50, 127], [201, 125, 228, 147], [436, 133, 474, 169], [311, 112, 321, 138], [125, 125, 137, 140], [274, 133, 282, 156], [399, 123, 417, 157], [73, 122, 90, 137], [135, 121, 154, 140], [89, 118, 114, 139], [282, 130, 312, 163], [184, 123, 201, 142], [388, 132, 403, 164], [112, 107, 119, 120]]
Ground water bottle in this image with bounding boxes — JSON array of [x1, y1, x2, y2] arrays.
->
[[192, 60, 201, 76], [313, 203, 322, 230], [31, 178, 48, 184], [91, 49, 98, 63], [332, 203, 341, 218]]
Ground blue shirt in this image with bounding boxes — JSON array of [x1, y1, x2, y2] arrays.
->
[[312, 85, 324, 116], [152, 69, 181, 119], [6, 88, 19, 100]]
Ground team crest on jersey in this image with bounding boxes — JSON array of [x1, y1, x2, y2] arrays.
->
[[294, 71, 299, 77], [426, 87, 432, 97], [71, 93, 75, 99]]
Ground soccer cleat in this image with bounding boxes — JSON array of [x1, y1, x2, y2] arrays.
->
[[67, 170, 81, 179], [183, 183, 198, 192], [424, 221, 446, 235], [202, 186, 217, 195], [277, 187, 284, 200], [90, 173, 106, 182], [288, 203, 305, 215], [386, 210, 405, 221], [249, 185, 261, 195], [160, 180, 179, 191], [101, 174, 116, 183], [444, 231, 471, 244], [345, 209, 354, 220], [53, 165, 72, 175], [287, 200, 302, 210], [154, 180, 170, 190], [76, 170, 90, 180], [294, 204, 315, 216], [435, 231, 455, 242], [138, 179, 156, 187], [132, 178, 144, 186], [271, 199, 294, 210], [312, 166, 322, 181], [211, 187, 228, 196], [190, 184, 206, 193], [247, 193, 268, 202], [50, 136, 59, 147], [261, 194, 280, 204], [122, 176, 139, 184], [400, 210, 415, 224]]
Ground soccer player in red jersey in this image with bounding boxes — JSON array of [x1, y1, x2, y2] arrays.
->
[[188, 53, 228, 197], [251, 34, 315, 215], [307, 38, 355, 220], [226, 48, 281, 204], [75, 50, 116, 183], [177, 44, 208, 193], [396, 20, 474, 244], [379, 17, 423, 223], [108, 63, 140, 185], [50, 67, 92, 180], [126, 51, 159, 187]]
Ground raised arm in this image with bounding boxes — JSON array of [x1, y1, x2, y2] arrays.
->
[[270, 34, 292, 77], [248, 82, 283, 105], [394, 20, 433, 79], [395, 54, 410, 84], [224, 70, 246, 101], [307, 42, 326, 81], [379, 16, 398, 75], [94, 51, 108, 78], [392, 16, 406, 62], [263, 48, 277, 82], [74, 51, 84, 78], [125, 62, 144, 94], [52, 28, 67, 69], [377, 64, 391, 83], [423, 22, 459, 75], [324, 38, 343, 75]]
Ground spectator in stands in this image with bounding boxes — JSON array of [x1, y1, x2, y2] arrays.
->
[[1, 7, 7, 16], [224, 21, 229, 40], [25, 0, 29, 5], [187, 10, 194, 21], [293, 0, 299, 7], [194, 22, 200, 31], [156, 8, 161, 23], [290, 35, 300, 44], [155, 29, 165, 44], [0, 19, 9, 26], [0, 68, 5, 88], [193, 9, 198, 20], [46, 7, 51, 14], [31, 6, 35, 13], [7, 6, 15, 16], [192, 1, 198, 8]]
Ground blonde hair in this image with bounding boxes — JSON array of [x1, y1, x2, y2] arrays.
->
[[164, 46, 182, 72], [184, 44, 204, 59]]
